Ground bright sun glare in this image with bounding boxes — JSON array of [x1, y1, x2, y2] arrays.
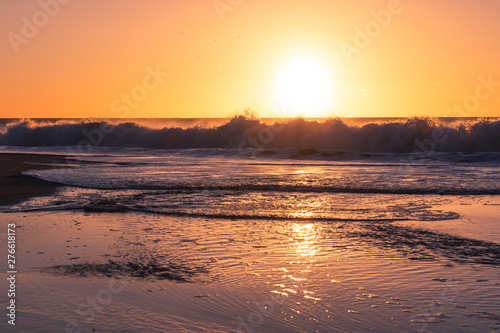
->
[[274, 56, 336, 117]]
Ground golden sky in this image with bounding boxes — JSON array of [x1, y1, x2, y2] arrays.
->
[[1, 0, 499, 118]]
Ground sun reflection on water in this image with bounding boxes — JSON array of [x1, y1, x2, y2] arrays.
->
[[290, 223, 320, 258]]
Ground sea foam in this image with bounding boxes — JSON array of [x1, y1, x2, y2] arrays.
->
[[1, 117, 499, 152]]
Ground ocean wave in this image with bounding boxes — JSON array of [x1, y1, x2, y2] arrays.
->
[[6, 199, 460, 222], [17, 171, 500, 195], [1, 117, 500, 153]]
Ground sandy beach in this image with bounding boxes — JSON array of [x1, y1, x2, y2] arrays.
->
[[1, 189, 500, 332]]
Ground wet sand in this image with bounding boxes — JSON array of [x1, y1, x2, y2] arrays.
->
[[0, 153, 72, 206], [2, 210, 500, 332]]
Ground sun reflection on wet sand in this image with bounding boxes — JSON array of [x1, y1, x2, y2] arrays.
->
[[269, 222, 332, 310]]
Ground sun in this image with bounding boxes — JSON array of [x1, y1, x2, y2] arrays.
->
[[274, 55, 336, 117]]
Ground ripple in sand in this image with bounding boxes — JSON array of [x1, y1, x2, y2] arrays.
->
[[286, 275, 306, 281], [463, 311, 500, 320], [414, 313, 451, 323], [411, 318, 445, 323], [271, 267, 288, 272], [432, 278, 448, 282], [271, 290, 288, 297]]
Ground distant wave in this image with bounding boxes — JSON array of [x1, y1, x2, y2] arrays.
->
[[1, 117, 499, 152]]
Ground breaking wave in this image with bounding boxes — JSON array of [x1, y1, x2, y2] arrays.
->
[[1, 117, 499, 152]]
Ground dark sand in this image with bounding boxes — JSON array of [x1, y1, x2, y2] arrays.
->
[[0, 153, 71, 206]]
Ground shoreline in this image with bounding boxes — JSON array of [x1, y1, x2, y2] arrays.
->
[[0, 153, 71, 206]]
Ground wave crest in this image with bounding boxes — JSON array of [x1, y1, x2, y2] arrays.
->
[[1, 117, 499, 152]]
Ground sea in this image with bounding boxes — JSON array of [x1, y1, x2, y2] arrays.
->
[[1, 117, 500, 332], [1, 117, 499, 220]]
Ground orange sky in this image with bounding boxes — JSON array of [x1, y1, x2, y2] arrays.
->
[[1, 0, 499, 118]]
